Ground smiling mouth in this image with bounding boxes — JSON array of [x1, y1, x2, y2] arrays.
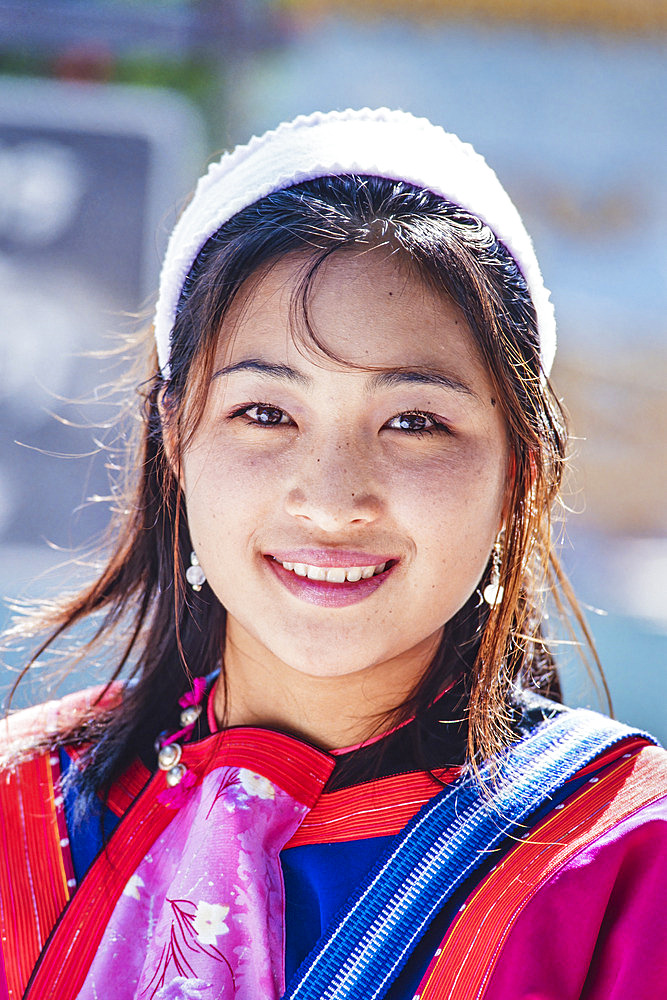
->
[[269, 557, 396, 583]]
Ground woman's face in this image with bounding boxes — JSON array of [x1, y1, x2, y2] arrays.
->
[[181, 249, 509, 680]]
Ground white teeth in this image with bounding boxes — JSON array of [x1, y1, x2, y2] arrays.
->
[[326, 567, 347, 582], [278, 559, 389, 582]]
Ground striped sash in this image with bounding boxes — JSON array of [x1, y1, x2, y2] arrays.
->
[[416, 741, 666, 998], [282, 708, 659, 1000]]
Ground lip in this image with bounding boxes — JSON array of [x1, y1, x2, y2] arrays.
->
[[268, 548, 396, 568], [265, 554, 397, 608]]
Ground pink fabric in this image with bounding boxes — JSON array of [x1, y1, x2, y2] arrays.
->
[[482, 796, 667, 999], [207, 685, 218, 735], [163, 679, 209, 747], [76, 765, 309, 1000]]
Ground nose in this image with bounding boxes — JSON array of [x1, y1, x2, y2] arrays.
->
[[284, 437, 383, 531]]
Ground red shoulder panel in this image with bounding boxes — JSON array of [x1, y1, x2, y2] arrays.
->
[[0, 750, 72, 998]]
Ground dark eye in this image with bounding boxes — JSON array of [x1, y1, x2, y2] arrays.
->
[[386, 411, 436, 434], [235, 403, 292, 426], [257, 405, 285, 424]]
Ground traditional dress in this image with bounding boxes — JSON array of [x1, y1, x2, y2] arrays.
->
[[1, 680, 665, 1000]]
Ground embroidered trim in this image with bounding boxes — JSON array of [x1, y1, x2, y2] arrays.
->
[[286, 768, 460, 848], [51, 752, 77, 893]]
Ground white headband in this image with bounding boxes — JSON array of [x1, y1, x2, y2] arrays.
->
[[154, 107, 556, 378]]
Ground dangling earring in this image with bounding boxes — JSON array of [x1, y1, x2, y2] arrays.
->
[[483, 537, 504, 607], [186, 551, 206, 592]]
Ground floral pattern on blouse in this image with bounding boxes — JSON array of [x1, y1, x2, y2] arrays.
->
[[75, 765, 310, 999]]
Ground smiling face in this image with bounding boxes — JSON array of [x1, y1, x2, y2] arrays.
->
[[180, 248, 509, 692]]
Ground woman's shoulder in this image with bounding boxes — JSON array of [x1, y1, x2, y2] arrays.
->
[[515, 690, 666, 765], [433, 714, 667, 1000], [470, 777, 667, 1000], [0, 683, 124, 766], [510, 692, 667, 831]]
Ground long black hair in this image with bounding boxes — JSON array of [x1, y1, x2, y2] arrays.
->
[[5, 174, 599, 811]]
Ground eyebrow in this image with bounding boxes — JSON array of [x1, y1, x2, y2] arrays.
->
[[371, 368, 475, 397], [212, 358, 475, 397], [212, 359, 310, 386]]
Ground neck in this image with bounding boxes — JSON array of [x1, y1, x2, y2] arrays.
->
[[214, 623, 444, 751]]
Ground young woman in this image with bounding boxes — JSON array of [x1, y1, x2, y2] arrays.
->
[[1, 109, 665, 1000]]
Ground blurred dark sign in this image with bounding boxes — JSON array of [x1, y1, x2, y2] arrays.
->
[[0, 76, 205, 548]]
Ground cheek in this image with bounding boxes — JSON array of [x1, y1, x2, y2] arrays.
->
[[182, 443, 251, 552], [393, 442, 507, 527], [183, 435, 294, 586], [394, 447, 506, 582]]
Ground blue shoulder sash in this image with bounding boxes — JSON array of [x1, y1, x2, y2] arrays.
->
[[282, 705, 653, 1000]]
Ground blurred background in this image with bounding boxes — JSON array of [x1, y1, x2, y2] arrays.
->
[[0, 0, 664, 739]]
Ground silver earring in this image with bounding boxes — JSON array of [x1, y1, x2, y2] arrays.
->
[[186, 551, 206, 591], [483, 538, 504, 607]]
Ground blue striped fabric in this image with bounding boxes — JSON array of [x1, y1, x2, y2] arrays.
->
[[282, 707, 652, 1000]]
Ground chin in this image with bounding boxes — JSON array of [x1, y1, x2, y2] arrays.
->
[[259, 634, 369, 676], [287, 654, 374, 679]]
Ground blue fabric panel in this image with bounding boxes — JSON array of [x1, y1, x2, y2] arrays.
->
[[280, 763, 607, 999], [59, 748, 120, 882], [281, 836, 393, 984], [281, 837, 468, 999]]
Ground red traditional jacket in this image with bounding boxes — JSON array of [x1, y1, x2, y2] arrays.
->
[[0, 687, 665, 999]]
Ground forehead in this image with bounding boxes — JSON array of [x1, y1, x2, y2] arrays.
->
[[217, 248, 489, 384]]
